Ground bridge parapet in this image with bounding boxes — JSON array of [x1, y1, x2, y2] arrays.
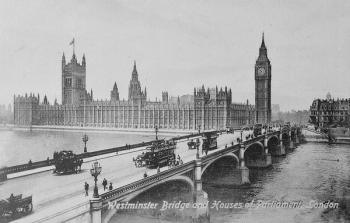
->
[[266, 130, 280, 137], [243, 135, 265, 146], [100, 161, 195, 206], [201, 144, 240, 165]]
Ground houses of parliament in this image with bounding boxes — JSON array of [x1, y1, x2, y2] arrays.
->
[[14, 36, 272, 130]]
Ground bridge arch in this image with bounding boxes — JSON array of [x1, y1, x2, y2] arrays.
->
[[267, 135, 279, 155], [201, 153, 241, 186], [243, 142, 265, 167], [102, 175, 194, 223], [201, 153, 239, 175], [124, 175, 194, 202], [267, 135, 279, 144], [244, 141, 264, 157]]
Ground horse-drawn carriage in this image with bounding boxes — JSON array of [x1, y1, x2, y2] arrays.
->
[[202, 132, 218, 154], [0, 194, 32, 219], [53, 150, 83, 174], [253, 124, 263, 137], [133, 140, 177, 169], [187, 138, 200, 150]]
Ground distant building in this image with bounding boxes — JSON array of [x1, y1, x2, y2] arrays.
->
[[13, 37, 272, 130], [272, 104, 280, 114], [0, 104, 12, 124], [271, 104, 280, 121], [310, 96, 350, 127]]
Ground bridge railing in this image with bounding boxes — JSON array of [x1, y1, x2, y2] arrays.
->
[[0, 159, 54, 175], [243, 136, 264, 145], [201, 144, 240, 164], [266, 130, 280, 137], [100, 161, 195, 205]]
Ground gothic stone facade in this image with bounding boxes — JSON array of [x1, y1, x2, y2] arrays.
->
[[14, 43, 262, 130]]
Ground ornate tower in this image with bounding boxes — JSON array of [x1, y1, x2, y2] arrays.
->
[[111, 82, 120, 101], [128, 61, 146, 103], [62, 50, 87, 105], [255, 33, 271, 124]]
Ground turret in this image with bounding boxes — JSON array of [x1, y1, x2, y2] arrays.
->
[[43, 95, 48, 105], [162, 91, 169, 103], [132, 60, 138, 80], [82, 54, 86, 67], [62, 53, 66, 70], [111, 82, 120, 101], [257, 33, 269, 62]]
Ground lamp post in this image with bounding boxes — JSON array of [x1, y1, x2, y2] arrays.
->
[[90, 161, 102, 198], [82, 134, 89, 153], [240, 130, 243, 142], [155, 125, 158, 141], [196, 142, 200, 159]]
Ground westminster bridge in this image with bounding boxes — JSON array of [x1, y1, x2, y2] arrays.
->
[[38, 126, 302, 223]]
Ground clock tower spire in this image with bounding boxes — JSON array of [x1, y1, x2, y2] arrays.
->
[[255, 33, 271, 124]]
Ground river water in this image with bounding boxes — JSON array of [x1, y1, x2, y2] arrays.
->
[[0, 129, 163, 167], [0, 130, 349, 222]]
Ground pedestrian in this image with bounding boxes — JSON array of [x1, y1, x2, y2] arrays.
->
[[102, 178, 107, 191], [109, 182, 113, 191], [157, 166, 160, 173], [143, 172, 148, 178], [84, 182, 89, 196]]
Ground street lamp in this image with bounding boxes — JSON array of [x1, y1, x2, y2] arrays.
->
[[90, 161, 102, 198], [240, 130, 243, 142], [155, 125, 159, 141], [196, 142, 200, 159], [82, 134, 89, 153]]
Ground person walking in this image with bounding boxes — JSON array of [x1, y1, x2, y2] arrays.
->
[[157, 166, 160, 173], [102, 178, 107, 191], [84, 182, 89, 196]]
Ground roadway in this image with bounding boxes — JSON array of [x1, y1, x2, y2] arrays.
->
[[1, 130, 254, 223]]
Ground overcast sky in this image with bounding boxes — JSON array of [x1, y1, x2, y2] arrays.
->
[[0, 0, 349, 111]]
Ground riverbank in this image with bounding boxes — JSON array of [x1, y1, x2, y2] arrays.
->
[[302, 128, 350, 144], [10, 125, 196, 136]]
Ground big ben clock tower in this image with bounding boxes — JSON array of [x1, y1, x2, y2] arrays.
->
[[255, 33, 271, 124]]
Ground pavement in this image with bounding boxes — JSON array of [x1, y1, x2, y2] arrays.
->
[[0, 130, 254, 223]]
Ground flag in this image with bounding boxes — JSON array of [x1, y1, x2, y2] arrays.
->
[[69, 38, 75, 46]]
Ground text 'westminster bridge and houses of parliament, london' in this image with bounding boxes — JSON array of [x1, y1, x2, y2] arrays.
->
[[13, 35, 272, 130]]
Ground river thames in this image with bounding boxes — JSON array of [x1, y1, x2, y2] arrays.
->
[[0, 129, 349, 223]]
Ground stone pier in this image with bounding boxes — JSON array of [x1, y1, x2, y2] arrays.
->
[[236, 145, 250, 184], [276, 133, 286, 156], [245, 153, 272, 168], [90, 198, 102, 223], [193, 159, 210, 223], [289, 131, 295, 150]]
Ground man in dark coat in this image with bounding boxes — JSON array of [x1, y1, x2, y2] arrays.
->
[[84, 182, 89, 196], [102, 178, 107, 191]]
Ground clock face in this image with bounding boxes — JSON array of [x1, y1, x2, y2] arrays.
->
[[258, 67, 265, 75]]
